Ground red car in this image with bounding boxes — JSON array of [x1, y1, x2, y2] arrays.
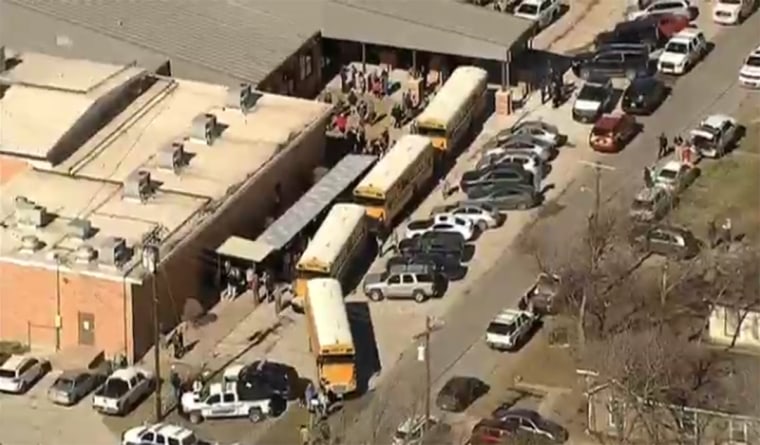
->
[[589, 114, 638, 153], [653, 13, 691, 39]]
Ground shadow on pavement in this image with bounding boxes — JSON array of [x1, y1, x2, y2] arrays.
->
[[346, 302, 380, 396]]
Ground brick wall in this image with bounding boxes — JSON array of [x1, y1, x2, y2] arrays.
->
[[0, 261, 128, 355], [128, 116, 329, 360]]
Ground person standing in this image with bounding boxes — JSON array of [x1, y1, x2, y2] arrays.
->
[[658, 132, 668, 159], [299, 424, 310, 445], [170, 367, 182, 405], [304, 381, 316, 411], [192, 377, 203, 395], [707, 219, 717, 248], [721, 218, 733, 248], [173, 326, 185, 359]]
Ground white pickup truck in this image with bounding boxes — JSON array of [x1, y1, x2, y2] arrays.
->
[[486, 309, 539, 351], [182, 380, 274, 424], [92, 367, 153, 415]]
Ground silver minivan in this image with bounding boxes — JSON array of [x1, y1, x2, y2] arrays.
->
[[363, 264, 445, 303]]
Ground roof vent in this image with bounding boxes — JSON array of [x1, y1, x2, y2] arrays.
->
[[74, 244, 97, 264], [226, 83, 259, 113], [97, 236, 130, 268], [123, 170, 152, 202], [14, 196, 50, 228], [19, 234, 42, 254], [157, 141, 186, 174], [66, 218, 93, 239], [190, 113, 218, 146]]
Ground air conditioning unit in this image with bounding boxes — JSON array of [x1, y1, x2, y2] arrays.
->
[[190, 113, 218, 146], [226, 83, 259, 112], [14, 196, 50, 228], [74, 244, 97, 264], [123, 170, 152, 202], [67, 218, 93, 239], [97, 236, 130, 267], [157, 141, 185, 173]]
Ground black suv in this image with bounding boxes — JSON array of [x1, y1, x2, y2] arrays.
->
[[460, 164, 534, 196], [594, 18, 665, 51], [572, 46, 653, 80], [398, 231, 466, 262]]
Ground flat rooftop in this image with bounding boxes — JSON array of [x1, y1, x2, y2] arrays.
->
[[0, 67, 332, 281], [0, 51, 146, 161]]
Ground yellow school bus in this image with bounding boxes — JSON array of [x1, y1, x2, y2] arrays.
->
[[414, 66, 488, 151], [294, 203, 368, 299], [353, 134, 435, 230], [305, 278, 356, 395]]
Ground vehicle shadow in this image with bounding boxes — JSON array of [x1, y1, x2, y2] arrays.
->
[[461, 244, 476, 263], [345, 302, 380, 397], [506, 318, 544, 353], [606, 88, 625, 112]]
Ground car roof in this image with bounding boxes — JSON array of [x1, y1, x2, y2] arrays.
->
[[502, 408, 541, 419], [636, 186, 665, 200], [594, 114, 623, 131], [111, 367, 140, 380], [493, 309, 527, 324], [672, 28, 702, 40], [147, 423, 194, 439], [630, 75, 659, 88], [661, 160, 682, 171], [0, 354, 29, 370], [702, 114, 731, 127]]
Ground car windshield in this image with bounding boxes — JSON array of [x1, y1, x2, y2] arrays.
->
[[746, 56, 760, 67], [487, 322, 516, 335], [691, 134, 714, 148], [578, 85, 607, 102], [658, 169, 678, 180], [0, 369, 16, 379], [55, 377, 75, 388], [102, 378, 129, 397], [632, 198, 653, 211], [591, 127, 613, 136], [665, 42, 688, 53], [517, 3, 539, 15]]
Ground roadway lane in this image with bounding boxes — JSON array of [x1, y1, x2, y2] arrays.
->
[[337, 13, 760, 444]]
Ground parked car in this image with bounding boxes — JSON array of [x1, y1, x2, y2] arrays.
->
[[92, 367, 154, 416], [486, 308, 540, 351], [470, 419, 515, 445], [629, 185, 674, 222], [230, 360, 297, 400], [430, 202, 505, 231], [689, 114, 738, 158], [628, 0, 697, 21], [404, 215, 474, 241], [622, 75, 668, 115], [182, 378, 275, 424], [48, 369, 106, 406], [653, 160, 699, 193], [594, 15, 689, 51], [465, 184, 541, 211], [493, 121, 566, 148], [572, 76, 615, 123], [121, 423, 213, 445], [739, 45, 760, 89], [571, 47, 652, 80], [657, 28, 708, 75], [0, 355, 48, 394], [491, 409, 569, 443], [493, 134, 556, 161], [393, 415, 451, 445], [519, 273, 562, 315], [630, 225, 701, 259], [363, 263, 445, 303], [712, 0, 755, 25], [460, 164, 535, 196], [397, 232, 465, 261], [513, 0, 562, 28], [387, 253, 464, 281], [589, 113, 638, 153], [477, 150, 547, 180], [435, 376, 489, 412]]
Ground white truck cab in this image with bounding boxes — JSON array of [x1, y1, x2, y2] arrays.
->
[[182, 380, 272, 424], [486, 309, 539, 351], [658, 28, 707, 75]]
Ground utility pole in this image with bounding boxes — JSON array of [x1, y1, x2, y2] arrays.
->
[[141, 244, 162, 422], [413, 316, 442, 424]]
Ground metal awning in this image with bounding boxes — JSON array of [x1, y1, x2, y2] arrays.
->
[[215, 154, 376, 262], [215, 236, 275, 263]]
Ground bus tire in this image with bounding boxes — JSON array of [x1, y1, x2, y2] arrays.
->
[[368, 290, 384, 302], [413, 291, 427, 303], [189, 411, 203, 424], [248, 407, 264, 423]]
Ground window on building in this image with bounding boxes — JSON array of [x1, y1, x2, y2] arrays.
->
[[608, 398, 625, 429], [299, 52, 314, 80], [730, 419, 749, 444]]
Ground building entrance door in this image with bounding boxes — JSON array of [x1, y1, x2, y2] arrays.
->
[[78, 312, 95, 346]]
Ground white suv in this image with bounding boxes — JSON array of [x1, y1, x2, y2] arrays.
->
[[739, 46, 760, 89], [0, 355, 48, 394], [712, 0, 755, 25], [513, 0, 562, 28], [658, 28, 707, 75]]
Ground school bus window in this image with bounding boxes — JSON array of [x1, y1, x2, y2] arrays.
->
[[320, 354, 354, 365], [354, 195, 385, 207], [416, 126, 447, 138]]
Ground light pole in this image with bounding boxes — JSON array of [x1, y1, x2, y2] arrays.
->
[[413, 316, 443, 425], [141, 244, 162, 422]]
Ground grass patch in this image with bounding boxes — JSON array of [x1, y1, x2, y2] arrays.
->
[[670, 99, 760, 241]]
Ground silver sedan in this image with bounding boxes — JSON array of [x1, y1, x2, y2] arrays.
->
[[47, 369, 105, 406]]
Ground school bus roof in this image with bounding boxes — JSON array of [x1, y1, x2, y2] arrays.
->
[[297, 203, 366, 273], [354, 134, 432, 198], [307, 278, 354, 351], [415, 66, 488, 130]]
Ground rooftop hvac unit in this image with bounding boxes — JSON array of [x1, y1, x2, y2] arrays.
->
[[157, 141, 185, 173], [74, 244, 97, 264], [123, 170, 152, 202], [190, 113, 218, 146], [226, 83, 259, 112], [14, 196, 50, 228], [97, 236, 130, 267], [67, 218, 93, 239], [19, 234, 42, 253]]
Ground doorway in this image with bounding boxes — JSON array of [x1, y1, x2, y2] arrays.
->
[[78, 312, 95, 346]]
